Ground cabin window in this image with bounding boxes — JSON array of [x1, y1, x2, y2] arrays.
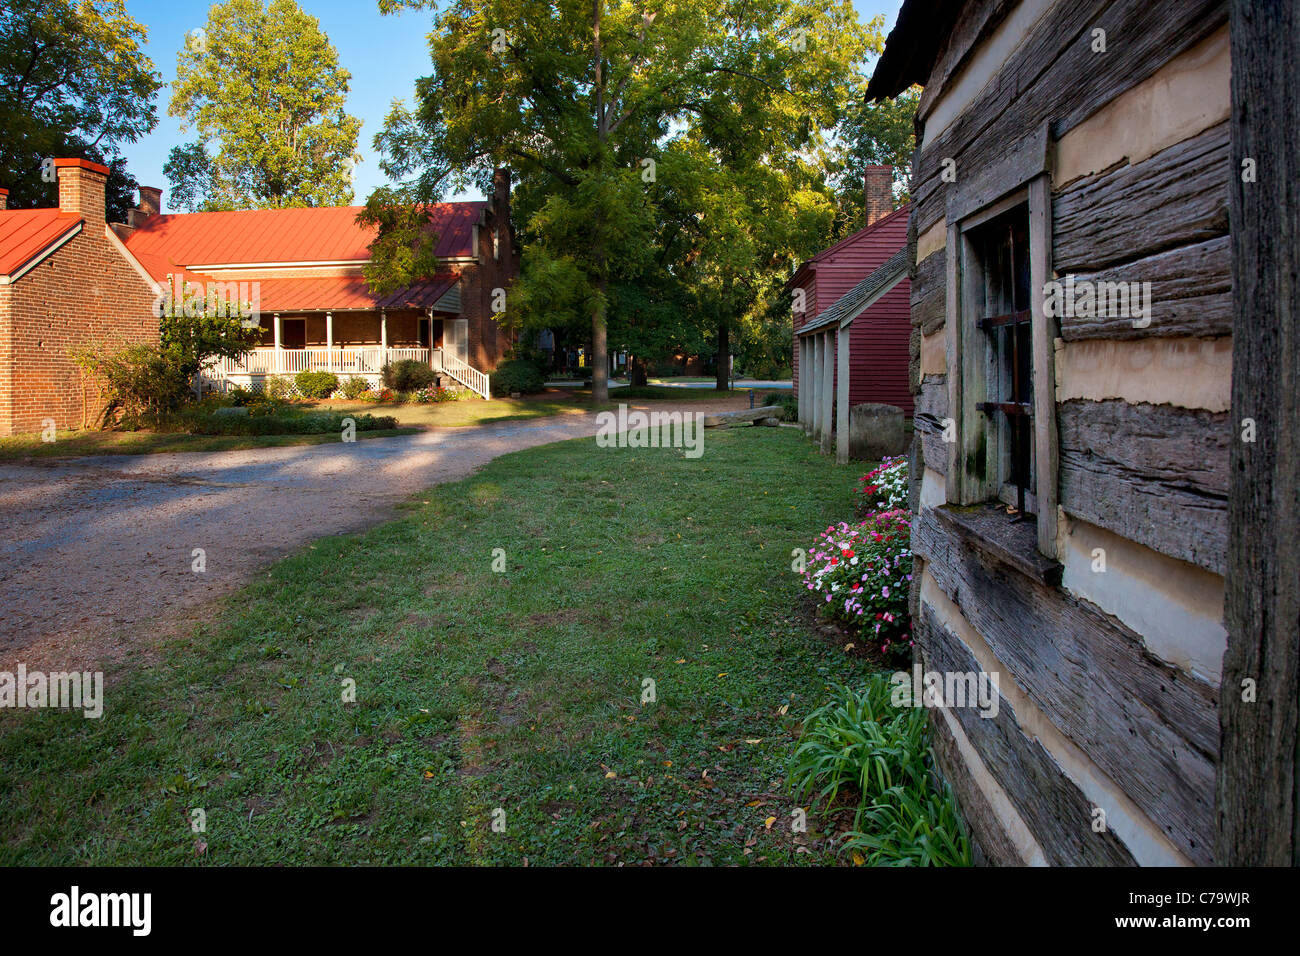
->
[[971, 204, 1035, 519]]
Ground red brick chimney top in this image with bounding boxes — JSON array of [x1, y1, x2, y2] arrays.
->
[[864, 165, 894, 228], [54, 157, 109, 222], [0, 187, 8, 212], [137, 186, 162, 216], [53, 158, 111, 176]]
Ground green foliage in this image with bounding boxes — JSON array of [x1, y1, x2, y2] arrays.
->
[[171, 407, 397, 436], [380, 360, 436, 392], [489, 359, 545, 397], [166, 0, 361, 210], [761, 392, 799, 422], [338, 376, 370, 399], [832, 86, 920, 236], [371, 0, 872, 400], [264, 375, 293, 401], [0, 0, 159, 221], [159, 310, 262, 381], [294, 370, 340, 399], [789, 678, 971, 866], [72, 344, 192, 427]]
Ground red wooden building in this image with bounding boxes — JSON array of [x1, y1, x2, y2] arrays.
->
[[789, 167, 912, 417]]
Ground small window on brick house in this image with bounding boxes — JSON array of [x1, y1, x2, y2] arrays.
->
[[493, 224, 500, 261], [968, 203, 1035, 520]]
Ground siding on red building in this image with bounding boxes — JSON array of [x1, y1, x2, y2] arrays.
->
[[790, 204, 912, 415]]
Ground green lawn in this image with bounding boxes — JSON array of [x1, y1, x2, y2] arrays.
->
[[0, 427, 872, 866], [320, 389, 590, 427], [0, 426, 417, 462]]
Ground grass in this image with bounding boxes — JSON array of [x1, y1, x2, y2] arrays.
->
[[0, 427, 880, 866], [319, 389, 590, 427], [0, 427, 416, 461]]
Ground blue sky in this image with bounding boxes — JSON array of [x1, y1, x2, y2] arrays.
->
[[122, 1, 903, 212]]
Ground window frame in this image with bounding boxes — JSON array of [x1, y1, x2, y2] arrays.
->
[[945, 173, 1059, 559]]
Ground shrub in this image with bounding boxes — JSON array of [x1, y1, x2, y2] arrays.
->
[[264, 375, 293, 401], [359, 387, 395, 404], [170, 407, 398, 436], [858, 455, 909, 513], [761, 391, 799, 422], [294, 370, 339, 399], [788, 677, 971, 867], [490, 358, 546, 396], [339, 376, 370, 399], [73, 344, 193, 427], [381, 359, 436, 392], [802, 510, 912, 660], [413, 384, 465, 404]]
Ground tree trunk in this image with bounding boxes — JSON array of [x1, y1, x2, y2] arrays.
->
[[715, 320, 730, 391], [591, 278, 609, 402], [629, 355, 647, 386]]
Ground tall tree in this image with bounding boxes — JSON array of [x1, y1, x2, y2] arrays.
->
[[167, 0, 362, 211], [0, 0, 159, 220], [368, 0, 867, 401], [833, 85, 918, 236]]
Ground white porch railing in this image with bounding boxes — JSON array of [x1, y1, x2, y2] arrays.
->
[[208, 347, 491, 400], [438, 351, 491, 400], [213, 347, 431, 377]]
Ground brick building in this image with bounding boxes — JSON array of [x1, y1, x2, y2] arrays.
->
[[0, 159, 160, 436], [117, 168, 517, 399]]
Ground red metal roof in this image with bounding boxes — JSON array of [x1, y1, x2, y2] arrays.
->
[[222, 273, 460, 312], [123, 202, 486, 279], [0, 209, 82, 277]]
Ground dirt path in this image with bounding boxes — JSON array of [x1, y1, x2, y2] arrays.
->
[[0, 398, 748, 672]]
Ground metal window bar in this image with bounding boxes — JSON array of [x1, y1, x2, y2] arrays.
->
[[975, 221, 1033, 522]]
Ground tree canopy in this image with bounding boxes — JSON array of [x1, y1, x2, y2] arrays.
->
[[0, 0, 160, 221], [166, 0, 362, 211], [368, 0, 872, 399]]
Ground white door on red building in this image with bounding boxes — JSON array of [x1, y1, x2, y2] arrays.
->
[[446, 318, 469, 364]]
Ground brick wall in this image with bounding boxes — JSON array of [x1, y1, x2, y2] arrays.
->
[[0, 163, 159, 436], [461, 168, 517, 371]]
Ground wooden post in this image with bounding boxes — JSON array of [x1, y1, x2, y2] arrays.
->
[[381, 310, 387, 353], [811, 335, 822, 439], [1217, 0, 1300, 866], [836, 323, 851, 464], [797, 337, 808, 431], [820, 330, 834, 455], [326, 311, 334, 368], [1028, 173, 1058, 557], [273, 312, 281, 373]]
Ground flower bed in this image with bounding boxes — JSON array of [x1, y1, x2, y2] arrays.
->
[[802, 509, 912, 660]]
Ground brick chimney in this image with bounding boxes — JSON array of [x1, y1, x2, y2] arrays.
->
[[54, 158, 110, 222], [0, 187, 7, 212], [128, 186, 163, 227], [491, 167, 511, 262], [864, 165, 895, 227]]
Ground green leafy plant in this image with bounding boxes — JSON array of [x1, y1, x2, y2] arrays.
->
[[490, 359, 545, 397], [73, 344, 192, 426], [380, 359, 436, 392], [788, 678, 970, 867], [339, 375, 370, 399], [294, 370, 339, 399]]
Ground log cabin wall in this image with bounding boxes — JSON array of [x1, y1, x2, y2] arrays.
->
[[899, 0, 1231, 865]]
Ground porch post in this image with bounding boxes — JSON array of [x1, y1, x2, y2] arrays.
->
[[273, 312, 281, 373], [836, 323, 851, 464], [797, 336, 807, 429], [810, 335, 822, 438], [380, 309, 387, 354], [326, 311, 334, 369], [820, 330, 834, 455]]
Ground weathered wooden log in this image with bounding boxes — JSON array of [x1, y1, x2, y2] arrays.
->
[[1053, 122, 1230, 273], [911, 249, 946, 335], [1057, 399, 1229, 574], [702, 405, 782, 428], [911, 0, 1228, 237], [1058, 236, 1232, 341], [913, 505, 1218, 864], [919, 605, 1139, 865]]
